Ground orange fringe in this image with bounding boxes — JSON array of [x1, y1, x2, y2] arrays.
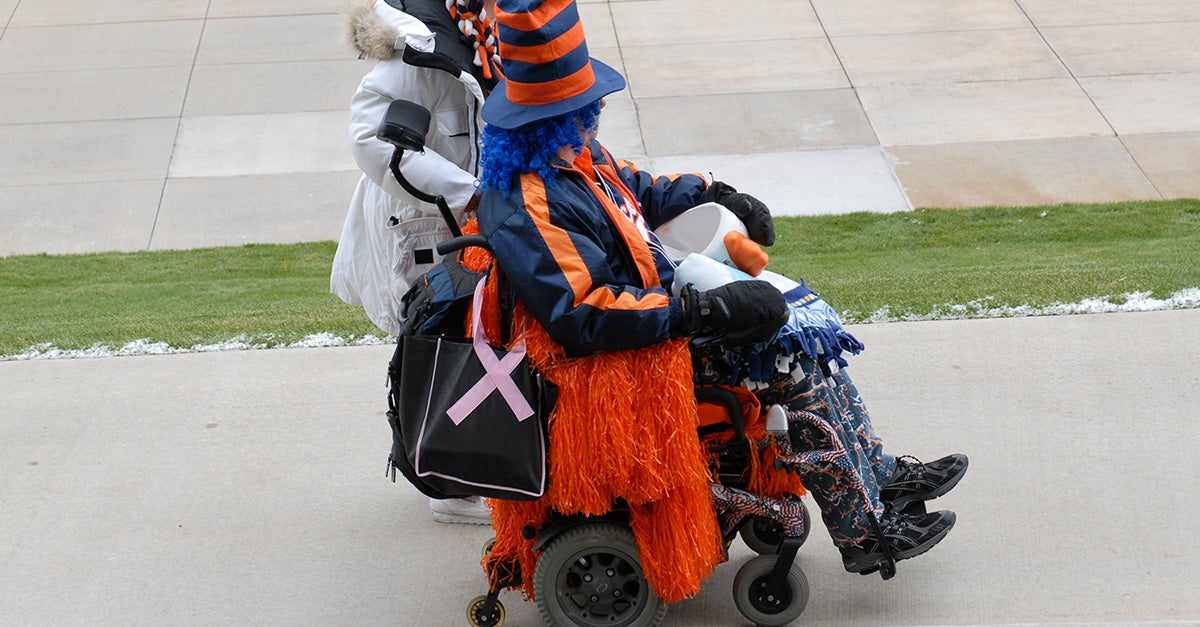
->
[[698, 386, 807, 499], [750, 443, 809, 498], [481, 498, 548, 598], [740, 407, 809, 500], [628, 482, 724, 603], [461, 218, 724, 603]]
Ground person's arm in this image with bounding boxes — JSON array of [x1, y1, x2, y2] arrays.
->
[[607, 151, 709, 230], [481, 186, 684, 355], [603, 146, 776, 246], [349, 62, 478, 215]]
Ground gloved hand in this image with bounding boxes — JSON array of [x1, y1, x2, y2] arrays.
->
[[704, 180, 775, 246], [679, 280, 789, 347]]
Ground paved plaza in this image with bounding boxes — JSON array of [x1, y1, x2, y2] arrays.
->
[[2, 1, 1199, 625], [1, 0, 1199, 256], [3, 311, 1199, 625]]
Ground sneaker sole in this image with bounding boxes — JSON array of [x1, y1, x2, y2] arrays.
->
[[842, 515, 956, 574], [888, 457, 969, 511], [892, 515, 954, 561], [431, 512, 492, 525]]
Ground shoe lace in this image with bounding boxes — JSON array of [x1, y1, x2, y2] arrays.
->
[[895, 454, 927, 479], [879, 508, 916, 534]]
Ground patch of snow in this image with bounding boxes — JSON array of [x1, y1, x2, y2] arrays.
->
[[846, 288, 1200, 324], [4, 333, 389, 362], [5, 289, 1199, 361]]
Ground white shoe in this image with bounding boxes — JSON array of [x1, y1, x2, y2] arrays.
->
[[429, 496, 491, 525]]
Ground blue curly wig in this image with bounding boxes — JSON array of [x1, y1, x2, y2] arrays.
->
[[480, 101, 602, 195]]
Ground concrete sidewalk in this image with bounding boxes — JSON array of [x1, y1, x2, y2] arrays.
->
[[2, 1, 1199, 625], [2, 0, 1199, 257], [3, 310, 1199, 625]]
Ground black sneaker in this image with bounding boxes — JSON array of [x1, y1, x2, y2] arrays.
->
[[840, 509, 956, 574], [880, 453, 968, 511]]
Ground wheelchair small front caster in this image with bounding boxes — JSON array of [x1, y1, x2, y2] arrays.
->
[[740, 500, 811, 555], [482, 536, 496, 559], [466, 595, 505, 627], [740, 515, 784, 555], [732, 554, 809, 626]]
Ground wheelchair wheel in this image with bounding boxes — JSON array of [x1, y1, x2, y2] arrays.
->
[[533, 522, 666, 627], [732, 554, 809, 626], [739, 500, 811, 555]]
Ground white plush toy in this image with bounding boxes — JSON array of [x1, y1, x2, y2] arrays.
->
[[653, 202, 803, 296]]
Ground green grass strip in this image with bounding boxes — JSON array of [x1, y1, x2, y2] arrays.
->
[[1, 199, 1198, 357], [767, 199, 1200, 321], [0, 242, 381, 356]]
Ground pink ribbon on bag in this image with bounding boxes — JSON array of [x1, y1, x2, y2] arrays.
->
[[445, 275, 535, 425]]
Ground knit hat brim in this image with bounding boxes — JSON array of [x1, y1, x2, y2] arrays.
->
[[481, 57, 626, 129]]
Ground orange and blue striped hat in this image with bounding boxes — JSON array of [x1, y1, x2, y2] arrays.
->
[[482, 0, 626, 129]]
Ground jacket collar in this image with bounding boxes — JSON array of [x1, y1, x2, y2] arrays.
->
[[349, 0, 497, 92], [549, 140, 610, 171]]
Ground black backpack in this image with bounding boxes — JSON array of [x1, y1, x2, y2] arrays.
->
[[385, 252, 486, 499]]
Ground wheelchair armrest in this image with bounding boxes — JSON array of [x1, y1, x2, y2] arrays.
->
[[694, 386, 746, 442]]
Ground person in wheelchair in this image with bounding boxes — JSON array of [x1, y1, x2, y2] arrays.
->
[[475, 0, 967, 579]]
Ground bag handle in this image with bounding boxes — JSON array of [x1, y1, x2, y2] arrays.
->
[[445, 275, 535, 425]]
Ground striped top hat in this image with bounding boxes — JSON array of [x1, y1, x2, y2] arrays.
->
[[482, 0, 626, 129]]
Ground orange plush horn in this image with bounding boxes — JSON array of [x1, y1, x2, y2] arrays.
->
[[723, 230, 768, 276]]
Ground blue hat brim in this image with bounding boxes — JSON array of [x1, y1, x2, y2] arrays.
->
[[482, 58, 626, 130]]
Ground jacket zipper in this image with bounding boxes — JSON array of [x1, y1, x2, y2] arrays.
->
[[469, 98, 480, 174], [561, 168, 645, 290]]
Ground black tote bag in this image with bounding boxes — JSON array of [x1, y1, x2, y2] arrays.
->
[[394, 275, 549, 501]]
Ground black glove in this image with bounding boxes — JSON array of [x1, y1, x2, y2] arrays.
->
[[704, 180, 775, 246], [680, 281, 789, 347]]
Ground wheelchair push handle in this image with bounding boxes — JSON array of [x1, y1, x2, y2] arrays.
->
[[437, 234, 491, 256], [377, 99, 463, 238], [376, 99, 430, 154]]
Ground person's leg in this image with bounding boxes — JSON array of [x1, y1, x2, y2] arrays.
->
[[782, 358, 886, 548], [825, 366, 895, 488], [803, 359, 968, 513], [785, 357, 891, 508], [784, 408, 956, 574], [784, 409, 879, 547]]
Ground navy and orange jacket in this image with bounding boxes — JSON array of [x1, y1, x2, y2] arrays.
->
[[479, 140, 710, 355]]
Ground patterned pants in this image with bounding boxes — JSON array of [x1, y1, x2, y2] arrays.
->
[[759, 356, 897, 548]]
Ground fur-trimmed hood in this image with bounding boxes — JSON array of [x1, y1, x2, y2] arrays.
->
[[347, 0, 436, 61], [347, 0, 493, 93]]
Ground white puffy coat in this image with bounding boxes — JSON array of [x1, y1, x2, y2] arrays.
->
[[331, 0, 488, 336]]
